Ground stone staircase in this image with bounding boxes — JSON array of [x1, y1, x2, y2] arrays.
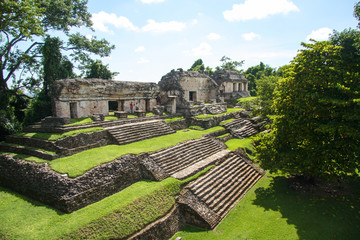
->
[[178, 153, 263, 229], [106, 120, 175, 145], [148, 137, 226, 179], [223, 118, 258, 139]]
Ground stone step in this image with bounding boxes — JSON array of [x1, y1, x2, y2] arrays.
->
[[0, 143, 58, 160], [163, 147, 220, 175], [171, 150, 231, 180], [106, 120, 175, 145], [155, 139, 218, 166], [208, 167, 256, 209], [216, 172, 262, 217], [198, 162, 251, 203], [190, 156, 245, 195], [150, 138, 217, 163]]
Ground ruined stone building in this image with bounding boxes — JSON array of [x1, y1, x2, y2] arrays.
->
[[51, 69, 250, 118], [51, 79, 159, 118], [212, 69, 250, 99]]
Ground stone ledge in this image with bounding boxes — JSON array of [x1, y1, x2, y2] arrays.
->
[[171, 150, 231, 180]]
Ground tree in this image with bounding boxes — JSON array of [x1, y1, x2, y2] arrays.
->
[[85, 60, 118, 80], [0, 0, 114, 130], [0, 0, 114, 108], [188, 59, 205, 71], [355, 1, 360, 28], [216, 56, 244, 71], [244, 62, 277, 96], [255, 75, 280, 116], [256, 41, 360, 180]]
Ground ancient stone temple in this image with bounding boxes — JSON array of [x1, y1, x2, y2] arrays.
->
[[51, 78, 159, 118], [212, 69, 250, 99], [158, 69, 219, 113]]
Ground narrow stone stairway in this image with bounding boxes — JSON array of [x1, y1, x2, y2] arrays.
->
[[148, 137, 226, 179], [223, 118, 258, 139], [178, 153, 263, 229], [106, 120, 175, 145]]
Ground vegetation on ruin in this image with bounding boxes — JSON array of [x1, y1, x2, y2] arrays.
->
[[0, 166, 214, 240], [14, 127, 104, 141], [194, 107, 244, 119], [48, 126, 224, 177], [225, 137, 257, 159], [164, 116, 185, 123], [0, 142, 56, 155]]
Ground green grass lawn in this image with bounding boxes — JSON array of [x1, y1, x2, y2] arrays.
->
[[225, 137, 256, 159], [0, 167, 212, 240], [171, 173, 360, 240], [15, 127, 104, 141], [195, 108, 244, 119], [48, 126, 224, 177]]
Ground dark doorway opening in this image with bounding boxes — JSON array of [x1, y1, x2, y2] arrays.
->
[[70, 102, 78, 119], [145, 99, 151, 112], [109, 101, 118, 112], [189, 91, 197, 102]]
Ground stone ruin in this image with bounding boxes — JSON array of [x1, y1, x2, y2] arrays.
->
[[50, 69, 250, 119], [0, 69, 263, 239]]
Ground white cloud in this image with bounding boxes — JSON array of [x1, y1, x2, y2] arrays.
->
[[207, 33, 221, 40], [192, 19, 199, 25], [141, 0, 165, 3], [135, 46, 146, 52], [142, 19, 186, 33], [91, 11, 138, 33], [85, 35, 93, 40], [223, 0, 299, 22], [137, 57, 150, 64], [184, 42, 212, 57], [242, 32, 261, 41], [306, 27, 332, 41]]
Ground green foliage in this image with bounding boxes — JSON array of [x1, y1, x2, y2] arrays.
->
[[194, 107, 244, 119], [85, 60, 118, 79], [355, 1, 360, 28], [23, 91, 52, 126], [255, 75, 280, 116], [256, 41, 360, 180], [188, 59, 214, 75], [216, 56, 244, 71], [244, 62, 278, 96]]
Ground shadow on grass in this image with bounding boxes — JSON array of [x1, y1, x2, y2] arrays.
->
[[252, 176, 360, 240]]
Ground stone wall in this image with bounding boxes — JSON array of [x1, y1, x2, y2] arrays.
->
[[52, 79, 160, 118], [54, 130, 114, 156], [0, 154, 144, 212], [128, 205, 185, 240]]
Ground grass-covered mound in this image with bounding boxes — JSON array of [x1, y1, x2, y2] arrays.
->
[[0, 167, 212, 240], [14, 127, 104, 141]]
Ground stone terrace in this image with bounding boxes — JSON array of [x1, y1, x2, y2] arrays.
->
[[178, 152, 263, 229]]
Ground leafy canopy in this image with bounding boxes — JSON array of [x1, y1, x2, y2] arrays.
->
[[256, 40, 360, 180]]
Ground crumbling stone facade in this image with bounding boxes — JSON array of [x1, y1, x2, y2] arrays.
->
[[212, 69, 251, 99], [51, 79, 159, 118]]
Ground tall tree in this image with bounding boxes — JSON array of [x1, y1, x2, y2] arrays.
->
[[256, 41, 360, 180], [188, 59, 205, 71], [85, 60, 118, 80], [244, 62, 277, 96], [0, 0, 114, 130], [216, 56, 244, 71], [0, 0, 114, 108]]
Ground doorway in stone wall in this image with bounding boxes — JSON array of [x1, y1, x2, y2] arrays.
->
[[145, 99, 151, 112], [70, 102, 78, 119], [108, 101, 118, 114], [189, 91, 197, 102]]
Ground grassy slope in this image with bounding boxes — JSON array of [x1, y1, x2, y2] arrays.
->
[[0, 168, 213, 240], [171, 174, 360, 240], [50, 127, 223, 177]]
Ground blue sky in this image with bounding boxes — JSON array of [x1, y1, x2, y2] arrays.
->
[[81, 0, 358, 82]]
